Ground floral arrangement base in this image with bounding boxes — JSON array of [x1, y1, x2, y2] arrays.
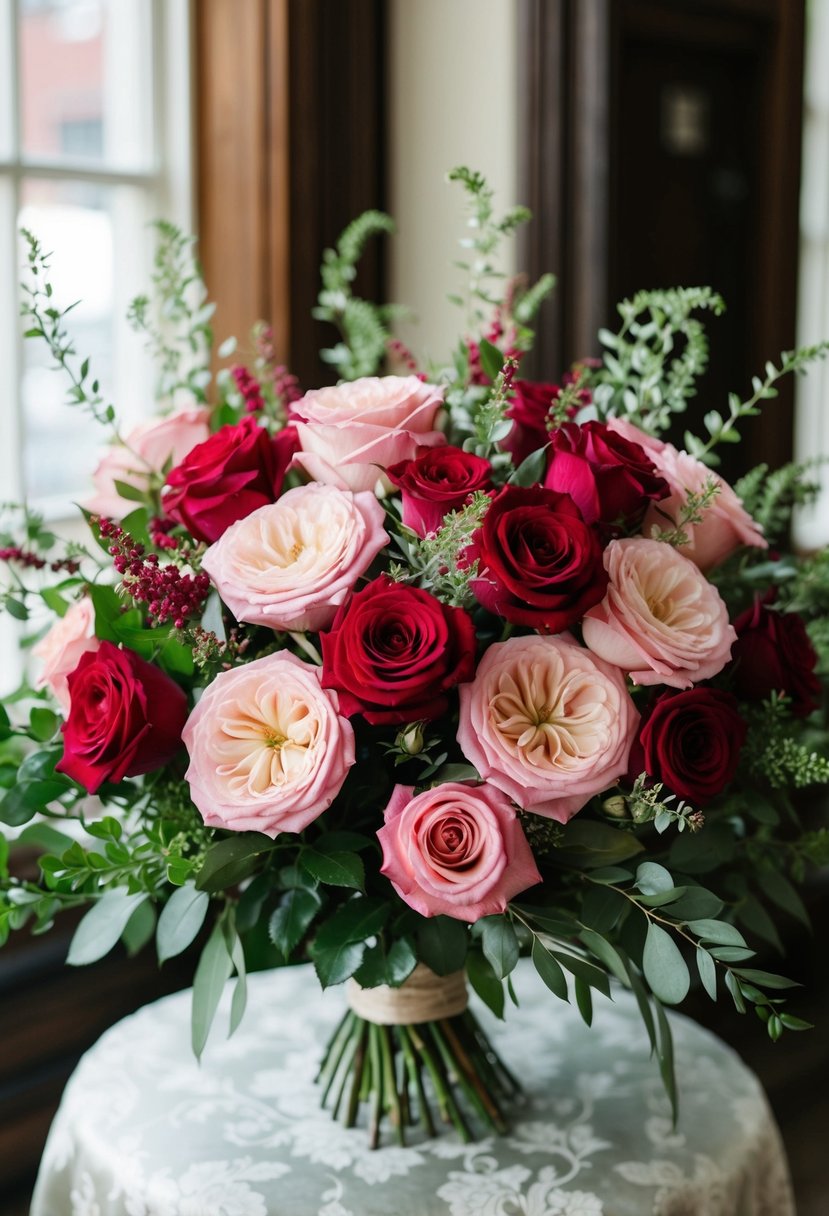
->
[[316, 969, 519, 1147]]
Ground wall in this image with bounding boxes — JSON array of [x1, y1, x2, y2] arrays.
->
[[388, 0, 519, 368]]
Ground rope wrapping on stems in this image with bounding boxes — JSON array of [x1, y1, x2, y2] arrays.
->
[[347, 964, 468, 1025]]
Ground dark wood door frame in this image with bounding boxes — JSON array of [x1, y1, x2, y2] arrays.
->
[[517, 0, 805, 470]]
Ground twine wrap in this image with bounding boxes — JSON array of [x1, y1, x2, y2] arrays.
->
[[346, 964, 468, 1025]]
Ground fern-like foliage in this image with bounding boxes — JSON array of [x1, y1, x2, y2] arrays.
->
[[735, 459, 824, 544], [313, 210, 397, 380], [127, 221, 214, 402], [588, 287, 725, 435]]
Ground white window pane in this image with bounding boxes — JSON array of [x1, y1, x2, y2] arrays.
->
[[19, 176, 154, 506], [0, 0, 14, 159], [18, 0, 154, 170]]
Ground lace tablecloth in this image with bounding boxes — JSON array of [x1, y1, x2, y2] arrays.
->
[[30, 959, 794, 1216]]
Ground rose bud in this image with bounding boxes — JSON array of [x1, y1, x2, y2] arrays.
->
[[163, 415, 298, 543], [321, 576, 476, 725], [387, 445, 492, 537], [56, 641, 188, 794]]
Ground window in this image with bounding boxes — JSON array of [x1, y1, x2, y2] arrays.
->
[[0, 0, 193, 514], [0, 0, 192, 691]]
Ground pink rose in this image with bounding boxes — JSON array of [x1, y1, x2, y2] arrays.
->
[[457, 634, 639, 822], [378, 782, 541, 921], [183, 651, 355, 836], [606, 416, 666, 457], [33, 597, 100, 711], [582, 538, 736, 688], [641, 442, 767, 570], [292, 375, 446, 493], [85, 405, 211, 518], [201, 483, 388, 633]]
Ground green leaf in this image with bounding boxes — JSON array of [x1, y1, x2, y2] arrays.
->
[[735, 894, 783, 953], [478, 337, 504, 381], [19, 822, 75, 855], [579, 927, 628, 984], [626, 962, 657, 1052], [558, 820, 644, 868], [531, 937, 568, 1000], [112, 478, 148, 504], [696, 947, 717, 1001], [354, 936, 418, 988], [757, 869, 810, 928], [574, 977, 593, 1026], [314, 896, 389, 951], [192, 919, 233, 1058], [5, 598, 29, 621], [67, 891, 148, 966], [635, 862, 674, 896], [157, 883, 210, 963], [195, 834, 273, 893], [725, 968, 746, 1012], [642, 923, 690, 1005], [300, 849, 365, 891], [312, 939, 367, 989], [653, 998, 678, 1124], [587, 866, 634, 885], [508, 445, 549, 487], [227, 927, 247, 1037], [731, 968, 800, 990], [579, 884, 627, 934], [121, 898, 156, 956], [668, 887, 724, 921], [416, 915, 468, 976], [480, 916, 519, 980], [553, 949, 612, 997], [708, 946, 755, 963], [268, 887, 321, 957], [687, 919, 747, 948], [466, 949, 505, 1019], [313, 831, 375, 855]]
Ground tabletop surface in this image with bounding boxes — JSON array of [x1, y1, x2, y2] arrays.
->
[[31, 958, 794, 1216]]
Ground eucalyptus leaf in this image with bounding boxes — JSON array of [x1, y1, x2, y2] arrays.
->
[[635, 861, 674, 896], [480, 916, 519, 980], [192, 919, 233, 1058], [642, 923, 690, 1005], [67, 890, 148, 966], [157, 883, 210, 963], [687, 919, 747, 948], [696, 947, 717, 1001], [531, 937, 568, 1001]]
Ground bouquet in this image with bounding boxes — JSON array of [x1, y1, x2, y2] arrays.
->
[[2, 168, 828, 1146]]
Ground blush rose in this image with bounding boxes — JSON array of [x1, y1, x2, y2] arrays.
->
[[457, 633, 639, 822], [182, 651, 355, 836], [33, 596, 100, 711], [56, 641, 187, 793], [630, 688, 747, 805], [201, 483, 388, 633], [86, 405, 211, 520], [581, 538, 736, 688], [291, 375, 446, 494], [320, 575, 476, 724], [378, 781, 541, 920], [387, 445, 492, 536], [466, 484, 607, 631]]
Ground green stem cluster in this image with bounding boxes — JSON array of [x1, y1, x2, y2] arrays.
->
[[316, 1008, 519, 1148]]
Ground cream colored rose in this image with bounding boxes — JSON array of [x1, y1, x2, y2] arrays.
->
[[582, 537, 736, 688], [201, 483, 389, 633], [85, 405, 211, 518], [292, 375, 445, 493], [457, 634, 639, 823], [183, 651, 355, 836], [33, 597, 100, 711]]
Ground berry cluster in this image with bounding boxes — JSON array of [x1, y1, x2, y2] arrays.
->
[[0, 546, 80, 574], [96, 517, 210, 629]]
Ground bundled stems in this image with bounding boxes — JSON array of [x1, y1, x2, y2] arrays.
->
[[316, 1008, 519, 1147]]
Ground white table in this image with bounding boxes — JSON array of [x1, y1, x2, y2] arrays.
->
[[31, 959, 794, 1216]]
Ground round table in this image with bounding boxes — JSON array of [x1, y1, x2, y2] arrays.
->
[[31, 959, 794, 1216]]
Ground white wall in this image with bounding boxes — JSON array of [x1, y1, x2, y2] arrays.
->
[[388, 0, 519, 368]]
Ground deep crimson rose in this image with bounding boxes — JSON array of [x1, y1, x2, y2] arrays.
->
[[543, 420, 668, 529], [503, 375, 588, 465], [320, 575, 476, 724], [56, 641, 188, 794], [387, 445, 492, 536], [465, 485, 607, 631], [730, 599, 821, 716], [629, 688, 746, 806], [163, 416, 298, 543]]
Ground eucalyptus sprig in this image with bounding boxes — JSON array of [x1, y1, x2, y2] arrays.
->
[[391, 491, 491, 608], [19, 229, 116, 428]]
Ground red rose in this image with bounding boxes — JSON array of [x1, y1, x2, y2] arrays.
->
[[56, 641, 188, 794], [465, 484, 607, 631], [731, 599, 821, 716], [630, 688, 746, 806], [543, 420, 668, 529], [163, 417, 298, 543], [320, 575, 476, 724], [387, 446, 492, 536], [503, 375, 588, 465]]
